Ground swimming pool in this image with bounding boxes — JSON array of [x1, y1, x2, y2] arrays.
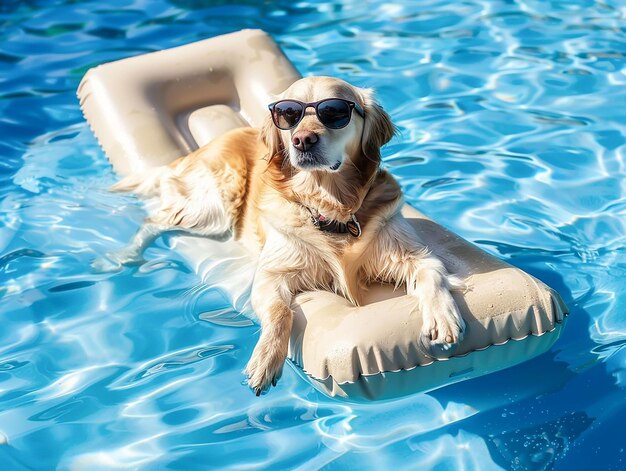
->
[[1, 0, 624, 468]]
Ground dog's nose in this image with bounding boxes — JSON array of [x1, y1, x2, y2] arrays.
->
[[292, 131, 318, 152]]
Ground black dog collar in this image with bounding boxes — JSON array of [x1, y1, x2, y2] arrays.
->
[[312, 213, 362, 237]]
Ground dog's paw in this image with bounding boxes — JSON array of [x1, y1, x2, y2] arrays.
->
[[419, 291, 466, 359], [91, 249, 144, 273], [245, 336, 287, 396], [90, 255, 123, 273]]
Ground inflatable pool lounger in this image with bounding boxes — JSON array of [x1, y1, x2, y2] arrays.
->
[[78, 29, 568, 400]]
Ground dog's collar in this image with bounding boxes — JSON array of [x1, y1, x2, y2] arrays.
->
[[304, 177, 376, 239], [311, 212, 362, 237]]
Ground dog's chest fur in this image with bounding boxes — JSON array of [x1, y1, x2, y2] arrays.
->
[[258, 205, 367, 303], [237, 169, 403, 305]]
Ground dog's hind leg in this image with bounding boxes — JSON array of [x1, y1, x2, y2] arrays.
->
[[100, 132, 251, 272], [96, 166, 239, 272], [91, 222, 168, 272]]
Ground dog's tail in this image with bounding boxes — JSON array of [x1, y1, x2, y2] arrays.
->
[[110, 166, 169, 197]]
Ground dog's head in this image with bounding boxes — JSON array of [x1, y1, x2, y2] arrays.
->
[[261, 76, 395, 180]]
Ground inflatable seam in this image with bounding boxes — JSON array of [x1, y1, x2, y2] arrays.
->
[[297, 313, 567, 384]]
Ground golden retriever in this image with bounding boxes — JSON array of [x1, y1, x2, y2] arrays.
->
[[108, 76, 465, 395]]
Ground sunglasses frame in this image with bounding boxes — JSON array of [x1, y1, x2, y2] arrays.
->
[[268, 98, 365, 130]]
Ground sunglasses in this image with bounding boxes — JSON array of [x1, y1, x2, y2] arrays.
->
[[268, 98, 365, 130]]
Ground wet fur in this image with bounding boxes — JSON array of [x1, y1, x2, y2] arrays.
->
[[110, 76, 465, 395]]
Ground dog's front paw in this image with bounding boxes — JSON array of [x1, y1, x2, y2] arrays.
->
[[245, 336, 288, 396], [419, 291, 466, 359]]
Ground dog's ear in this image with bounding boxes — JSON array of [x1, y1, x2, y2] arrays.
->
[[359, 88, 396, 164], [260, 113, 283, 162]]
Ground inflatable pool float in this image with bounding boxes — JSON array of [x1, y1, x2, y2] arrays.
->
[[78, 29, 568, 400]]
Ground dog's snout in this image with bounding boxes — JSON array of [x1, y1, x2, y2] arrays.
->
[[292, 131, 318, 152]]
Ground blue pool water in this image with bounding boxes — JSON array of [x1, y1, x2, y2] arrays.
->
[[1, 0, 625, 468]]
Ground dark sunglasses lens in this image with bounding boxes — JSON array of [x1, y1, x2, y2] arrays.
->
[[317, 99, 351, 129], [272, 101, 303, 129]]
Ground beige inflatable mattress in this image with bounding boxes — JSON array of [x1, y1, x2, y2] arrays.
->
[[78, 29, 568, 400]]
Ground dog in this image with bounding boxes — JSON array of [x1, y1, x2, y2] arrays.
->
[[108, 76, 465, 395]]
